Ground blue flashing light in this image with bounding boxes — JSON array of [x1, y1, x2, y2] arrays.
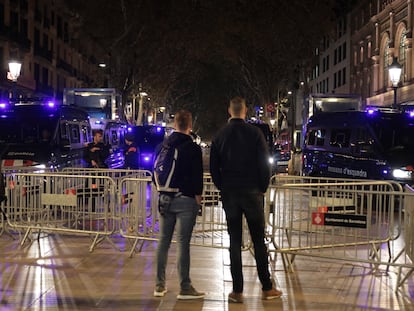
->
[[0, 102, 7, 109], [409, 111, 414, 118], [95, 120, 103, 124], [367, 108, 375, 115], [156, 126, 162, 133], [382, 169, 388, 175], [47, 101, 55, 108], [127, 127, 133, 133]]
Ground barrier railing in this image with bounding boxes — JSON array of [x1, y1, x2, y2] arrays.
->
[[2, 172, 117, 252], [2, 169, 413, 291], [118, 173, 233, 257], [393, 184, 414, 288], [266, 175, 414, 290]]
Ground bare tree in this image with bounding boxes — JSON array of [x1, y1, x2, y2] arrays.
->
[[66, 0, 336, 137]]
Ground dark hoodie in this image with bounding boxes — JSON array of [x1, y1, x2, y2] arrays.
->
[[154, 131, 203, 198]]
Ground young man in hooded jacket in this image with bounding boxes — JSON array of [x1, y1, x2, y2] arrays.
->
[[153, 109, 204, 300]]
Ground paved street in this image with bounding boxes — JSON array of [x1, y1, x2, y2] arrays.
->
[[0, 230, 413, 311]]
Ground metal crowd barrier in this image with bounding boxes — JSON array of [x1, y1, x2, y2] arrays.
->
[[1, 172, 117, 252], [393, 184, 414, 288], [4, 169, 412, 290], [266, 175, 414, 290], [118, 173, 234, 257]]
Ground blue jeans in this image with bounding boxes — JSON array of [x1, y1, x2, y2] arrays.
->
[[155, 195, 199, 290], [221, 190, 273, 293]]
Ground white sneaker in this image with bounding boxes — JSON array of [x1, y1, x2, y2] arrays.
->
[[153, 286, 167, 297]]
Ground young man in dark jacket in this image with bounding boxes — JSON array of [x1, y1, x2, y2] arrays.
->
[[123, 133, 140, 169], [153, 109, 204, 300], [83, 129, 111, 168], [210, 96, 283, 303]]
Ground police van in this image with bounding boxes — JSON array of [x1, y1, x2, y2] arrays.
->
[[91, 119, 128, 168], [248, 120, 280, 173], [126, 125, 166, 170], [302, 108, 414, 184], [0, 99, 92, 170]]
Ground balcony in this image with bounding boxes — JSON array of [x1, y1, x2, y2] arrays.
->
[[56, 59, 75, 75]]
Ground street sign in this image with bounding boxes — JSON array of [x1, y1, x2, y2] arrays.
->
[[312, 212, 367, 228], [266, 103, 275, 113]]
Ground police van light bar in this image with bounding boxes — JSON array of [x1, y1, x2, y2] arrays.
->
[[0, 102, 8, 109]]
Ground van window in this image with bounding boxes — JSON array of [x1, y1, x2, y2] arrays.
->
[[329, 129, 350, 148], [61, 122, 69, 139], [355, 127, 375, 145], [307, 129, 326, 146], [70, 124, 80, 143], [111, 130, 118, 145], [81, 125, 90, 143]]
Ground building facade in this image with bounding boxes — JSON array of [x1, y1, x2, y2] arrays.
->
[[0, 0, 107, 100], [309, 14, 353, 95], [308, 0, 414, 110], [351, 0, 414, 108]]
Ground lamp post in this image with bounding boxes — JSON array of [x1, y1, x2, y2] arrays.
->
[[269, 118, 275, 142], [8, 61, 22, 100], [388, 57, 402, 110]]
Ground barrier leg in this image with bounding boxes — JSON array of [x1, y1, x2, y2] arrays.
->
[[0, 206, 15, 239], [128, 238, 145, 258], [396, 266, 414, 290]]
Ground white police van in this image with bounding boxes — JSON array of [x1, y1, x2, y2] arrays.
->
[[0, 99, 92, 170], [302, 108, 414, 184]]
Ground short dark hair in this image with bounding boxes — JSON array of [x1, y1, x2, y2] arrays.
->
[[229, 96, 246, 116], [92, 129, 104, 136], [174, 109, 192, 131], [124, 133, 135, 142]]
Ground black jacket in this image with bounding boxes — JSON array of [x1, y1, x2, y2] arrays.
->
[[210, 118, 271, 193], [83, 142, 110, 168], [123, 143, 140, 169], [155, 132, 203, 198]]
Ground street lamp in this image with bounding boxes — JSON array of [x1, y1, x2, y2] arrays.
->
[[388, 57, 402, 110], [8, 61, 22, 100]]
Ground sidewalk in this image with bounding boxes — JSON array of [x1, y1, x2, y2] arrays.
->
[[0, 232, 413, 310]]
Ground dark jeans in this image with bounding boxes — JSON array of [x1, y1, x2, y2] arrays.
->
[[221, 190, 272, 293]]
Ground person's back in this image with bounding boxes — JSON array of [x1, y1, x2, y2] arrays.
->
[[210, 119, 270, 193], [209, 96, 282, 303]]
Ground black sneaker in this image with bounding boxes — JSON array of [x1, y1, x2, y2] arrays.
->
[[177, 285, 205, 300]]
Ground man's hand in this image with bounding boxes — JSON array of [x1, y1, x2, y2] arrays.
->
[[195, 195, 202, 205]]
